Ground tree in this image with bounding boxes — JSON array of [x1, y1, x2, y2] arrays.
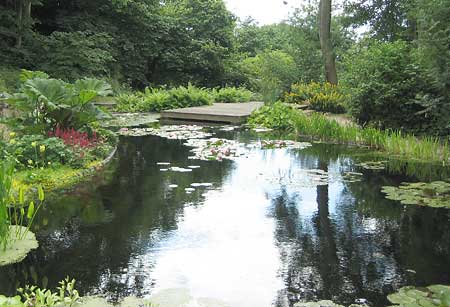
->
[[319, 0, 338, 84]]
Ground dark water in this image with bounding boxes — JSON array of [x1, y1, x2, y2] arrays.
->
[[1, 128, 449, 306]]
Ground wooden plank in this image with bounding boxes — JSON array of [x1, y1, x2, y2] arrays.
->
[[161, 102, 264, 124]]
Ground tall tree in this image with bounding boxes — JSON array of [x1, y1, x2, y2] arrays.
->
[[319, 0, 338, 84]]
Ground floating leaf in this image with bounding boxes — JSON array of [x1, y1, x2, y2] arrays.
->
[[381, 181, 450, 208]]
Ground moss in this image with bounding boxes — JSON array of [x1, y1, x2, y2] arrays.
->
[[0, 226, 38, 266]]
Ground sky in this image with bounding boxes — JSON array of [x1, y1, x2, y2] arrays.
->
[[224, 0, 300, 25]]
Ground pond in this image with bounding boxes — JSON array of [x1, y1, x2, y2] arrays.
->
[[0, 126, 449, 307]]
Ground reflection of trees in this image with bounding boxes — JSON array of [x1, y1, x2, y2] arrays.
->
[[271, 143, 450, 306], [0, 135, 234, 297]]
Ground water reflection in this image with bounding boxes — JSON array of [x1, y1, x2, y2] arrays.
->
[[0, 132, 449, 307]]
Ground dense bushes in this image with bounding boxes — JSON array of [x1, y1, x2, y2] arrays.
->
[[285, 82, 348, 113], [241, 50, 298, 103], [342, 40, 449, 134], [115, 86, 254, 112]]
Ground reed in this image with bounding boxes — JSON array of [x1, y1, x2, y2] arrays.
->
[[249, 103, 449, 163]]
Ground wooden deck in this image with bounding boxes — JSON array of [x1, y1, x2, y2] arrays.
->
[[160, 102, 264, 124]]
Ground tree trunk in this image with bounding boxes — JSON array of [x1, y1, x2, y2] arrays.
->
[[319, 0, 338, 84], [15, 0, 23, 48], [15, 0, 31, 49]]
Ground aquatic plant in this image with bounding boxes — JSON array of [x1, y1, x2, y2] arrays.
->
[[355, 161, 387, 170], [101, 113, 159, 128], [0, 161, 44, 265], [10, 277, 81, 307], [387, 284, 450, 307], [381, 181, 450, 208], [248, 103, 449, 162]]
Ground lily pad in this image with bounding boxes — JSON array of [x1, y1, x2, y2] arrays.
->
[[258, 139, 312, 150], [185, 138, 247, 161], [0, 226, 38, 266], [356, 160, 387, 170], [119, 125, 213, 140], [190, 183, 213, 187], [381, 181, 450, 208], [387, 285, 450, 307], [102, 113, 159, 128], [157, 162, 171, 166], [170, 167, 193, 173]]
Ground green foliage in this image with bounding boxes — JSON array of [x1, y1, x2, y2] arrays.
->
[[3, 134, 81, 169], [285, 82, 347, 113], [382, 181, 450, 208], [0, 160, 45, 252], [248, 104, 449, 162], [18, 277, 80, 307], [341, 40, 446, 133], [115, 85, 217, 112], [36, 31, 115, 81], [212, 87, 253, 103], [7, 76, 111, 130], [242, 50, 298, 102], [0, 68, 21, 94], [0, 162, 14, 251], [0, 295, 22, 307], [387, 285, 450, 307], [248, 102, 297, 131]]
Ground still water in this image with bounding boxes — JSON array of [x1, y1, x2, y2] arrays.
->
[[0, 128, 449, 306]]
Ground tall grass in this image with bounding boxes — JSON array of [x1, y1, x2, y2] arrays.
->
[[249, 103, 449, 162]]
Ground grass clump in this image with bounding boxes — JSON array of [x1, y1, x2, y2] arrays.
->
[[248, 102, 449, 162]]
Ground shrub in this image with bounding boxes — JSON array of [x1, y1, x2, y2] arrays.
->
[[248, 102, 297, 131], [241, 50, 298, 102], [213, 87, 253, 103], [341, 40, 445, 133], [285, 82, 347, 113], [114, 84, 214, 112], [4, 134, 80, 168]]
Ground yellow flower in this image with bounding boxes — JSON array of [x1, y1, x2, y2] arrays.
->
[[31, 141, 37, 148], [39, 145, 46, 153], [27, 159, 33, 165], [47, 162, 51, 165], [9, 132, 16, 138]]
